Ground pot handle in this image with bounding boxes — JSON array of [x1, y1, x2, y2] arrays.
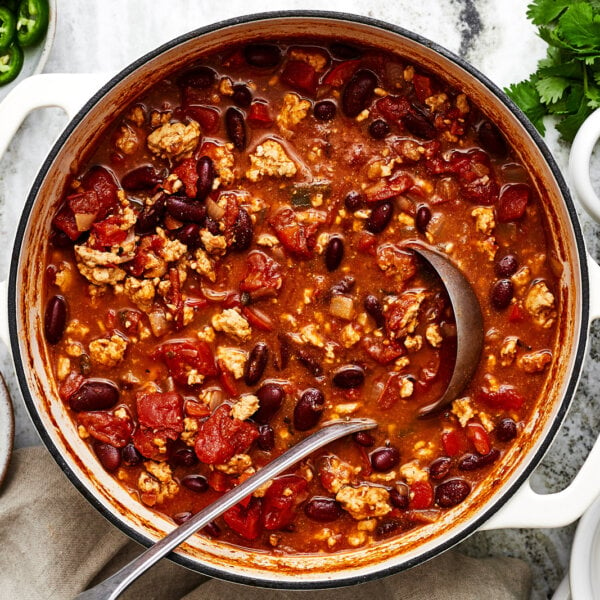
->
[[482, 254, 600, 530]]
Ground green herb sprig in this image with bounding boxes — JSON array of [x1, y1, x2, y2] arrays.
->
[[506, 0, 600, 141]]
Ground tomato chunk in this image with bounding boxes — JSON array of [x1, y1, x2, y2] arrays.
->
[[466, 420, 491, 455], [223, 497, 263, 540], [497, 183, 530, 222], [136, 391, 184, 433], [239, 250, 283, 299], [78, 411, 133, 448], [409, 480, 434, 509], [280, 60, 318, 95], [477, 386, 525, 411], [268, 208, 317, 259], [152, 340, 217, 386], [173, 157, 199, 198], [261, 475, 308, 531], [247, 101, 273, 127], [323, 59, 361, 86], [441, 429, 468, 457]]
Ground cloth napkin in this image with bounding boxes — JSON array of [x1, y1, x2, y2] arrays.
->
[[0, 447, 531, 600]]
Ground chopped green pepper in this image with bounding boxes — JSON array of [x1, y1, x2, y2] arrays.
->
[[0, 6, 16, 51], [0, 42, 23, 84], [16, 0, 48, 48]]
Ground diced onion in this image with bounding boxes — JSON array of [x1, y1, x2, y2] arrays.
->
[[74, 212, 97, 231], [206, 197, 225, 220], [329, 295, 355, 320]]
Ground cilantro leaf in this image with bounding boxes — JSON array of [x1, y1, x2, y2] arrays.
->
[[527, 0, 572, 26], [557, 3, 600, 49], [536, 75, 570, 102], [556, 95, 593, 140], [505, 80, 547, 134]]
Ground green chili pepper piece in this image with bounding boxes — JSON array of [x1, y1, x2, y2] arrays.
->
[[16, 0, 48, 48], [0, 6, 16, 52], [0, 42, 23, 85]]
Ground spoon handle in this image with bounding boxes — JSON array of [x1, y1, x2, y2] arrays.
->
[[75, 417, 376, 600]]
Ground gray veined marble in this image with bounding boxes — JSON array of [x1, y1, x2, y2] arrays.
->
[[1, 1, 598, 598]]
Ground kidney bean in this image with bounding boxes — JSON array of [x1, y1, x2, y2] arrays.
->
[[429, 456, 452, 480], [94, 442, 121, 472], [203, 521, 221, 537], [295, 349, 323, 377], [245, 342, 269, 386], [304, 497, 342, 522], [257, 424, 275, 451], [435, 479, 471, 508], [477, 120, 507, 156], [174, 512, 193, 525], [369, 119, 390, 139], [44, 295, 67, 345], [135, 194, 166, 233], [232, 207, 253, 251], [196, 156, 215, 201], [225, 106, 246, 150], [121, 166, 163, 191], [404, 104, 436, 139], [232, 84, 252, 108], [491, 279, 514, 310], [376, 519, 402, 538], [415, 205, 432, 233], [243, 43, 282, 68], [325, 236, 344, 271], [329, 42, 362, 60], [364, 294, 385, 328], [365, 201, 393, 233], [342, 69, 378, 117], [254, 382, 285, 424], [495, 417, 518, 442], [122, 443, 142, 466], [330, 275, 356, 296], [166, 195, 207, 223], [174, 223, 201, 248], [69, 379, 119, 412], [170, 446, 198, 468], [496, 254, 519, 278], [353, 431, 375, 447], [370, 446, 400, 471], [178, 66, 217, 89], [458, 448, 500, 471], [344, 190, 364, 211], [389, 487, 409, 509], [314, 100, 337, 121], [182, 474, 209, 493], [332, 365, 365, 389], [204, 216, 220, 235], [294, 388, 325, 431]]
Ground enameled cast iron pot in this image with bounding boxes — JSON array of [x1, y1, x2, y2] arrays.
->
[[2, 11, 600, 589]]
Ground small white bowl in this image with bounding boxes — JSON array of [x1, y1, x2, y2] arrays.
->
[[569, 493, 600, 599], [0, 372, 14, 486]]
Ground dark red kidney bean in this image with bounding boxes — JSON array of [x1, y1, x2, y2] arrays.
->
[[491, 279, 514, 310], [94, 442, 121, 472], [135, 194, 166, 234], [496, 254, 519, 278], [369, 119, 390, 139], [69, 379, 119, 412], [232, 84, 252, 108], [435, 479, 471, 508], [174, 223, 201, 248], [121, 166, 163, 191], [295, 349, 323, 377], [243, 43, 282, 68], [304, 497, 342, 522], [257, 424, 275, 451], [232, 207, 253, 251], [225, 106, 246, 150], [245, 342, 269, 386], [203, 521, 221, 537], [204, 216, 220, 235], [314, 100, 337, 121], [429, 456, 452, 480], [458, 448, 500, 471], [495, 418, 518, 442], [50, 229, 74, 249], [389, 487, 409, 509], [178, 66, 216, 88], [325, 237, 344, 271], [294, 388, 325, 431], [477, 120, 507, 156], [404, 104, 436, 139], [416, 205, 432, 233], [181, 474, 209, 493], [344, 190, 364, 211], [366, 201, 393, 233], [330, 275, 356, 296], [353, 431, 375, 447], [254, 383, 285, 424], [174, 512, 193, 525], [166, 196, 207, 223], [44, 295, 67, 345], [170, 446, 198, 468], [196, 156, 215, 201], [370, 446, 400, 471], [122, 443, 142, 466], [364, 294, 385, 328], [329, 42, 363, 60], [376, 519, 402, 538], [342, 69, 378, 117], [332, 365, 365, 389]]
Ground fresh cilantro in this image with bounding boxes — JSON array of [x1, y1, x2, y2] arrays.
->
[[506, 0, 600, 141]]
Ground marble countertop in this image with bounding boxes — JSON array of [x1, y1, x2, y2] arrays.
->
[[2, 1, 600, 598]]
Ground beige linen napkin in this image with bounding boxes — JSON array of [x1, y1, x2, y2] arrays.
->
[[0, 447, 531, 600]]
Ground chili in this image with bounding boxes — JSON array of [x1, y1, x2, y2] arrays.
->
[[0, 41, 22, 84], [16, 0, 48, 48]]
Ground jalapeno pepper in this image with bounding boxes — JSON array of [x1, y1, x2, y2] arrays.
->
[[0, 42, 23, 84], [0, 6, 16, 51], [16, 0, 48, 48]]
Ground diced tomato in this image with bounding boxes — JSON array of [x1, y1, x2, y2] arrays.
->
[[280, 60, 318, 95], [375, 95, 410, 123], [441, 429, 468, 457], [241, 306, 274, 332], [247, 101, 273, 127], [194, 404, 259, 464], [152, 340, 217, 386], [132, 428, 170, 461], [184, 400, 211, 418], [268, 208, 317, 259], [323, 59, 361, 86], [466, 420, 491, 455], [52, 204, 84, 240], [477, 387, 525, 411], [223, 497, 263, 540], [58, 371, 84, 401], [183, 105, 220, 134], [78, 411, 133, 448], [80, 165, 119, 217], [117, 308, 142, 334], [261, 475, 308, 531], [68, 191, 101, 228], [412, 73, 433, 104], [364, 340, 405, 365], [91, 214, 128, 248], [136, 391, 184, 433], [375, 243, 417, 281], [377, 373, 407, 409], [356, 231, 377, 255], [365, 173, 413, 202], [173, 157, 198, 198], [239, 250, 283, 299], [222, 47, 245, 68], [497, 183, 530, 222], [409, 480, 434, 510], [208, 469, 233, 493], [127, 233, 165, 277], [508, 304, 526, 323], [217, 359, 239, 397]]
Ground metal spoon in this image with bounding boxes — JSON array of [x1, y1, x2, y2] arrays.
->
[[406, 243, 484, 417], [75, 417, 377, 600]]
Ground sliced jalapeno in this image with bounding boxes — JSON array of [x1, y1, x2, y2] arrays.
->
[[0, 7, 16, 51], [16, 0, 48, 48], [0, 42, 23, 85]]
